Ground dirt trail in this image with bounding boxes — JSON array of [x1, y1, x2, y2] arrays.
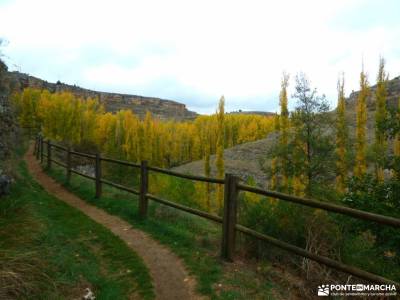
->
[[25, 145, 203, 300]]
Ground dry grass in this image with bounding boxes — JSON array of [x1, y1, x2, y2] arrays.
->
[[0, 204, 56, 299], [0, 250, 56, 299]]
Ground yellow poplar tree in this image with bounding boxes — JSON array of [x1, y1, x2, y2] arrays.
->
[[270, 114, 280, 190], [203, 122, 211, 211], [216, 96, 225, 211], [279, 73, 290, 190], [143, 111, 153, 163], [354, 67, 369, 178], [15, 88, 41, 134], [14, 87, 275, 177], [335, 74, 348, 193], [374, 57, 388, 181]]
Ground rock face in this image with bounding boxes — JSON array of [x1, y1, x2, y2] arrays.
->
[[347, 75, 400, 110], [0, 171, 13, 196], [0, 58, 18, 195], [8, 71, 198, 121], [0, 61, 19, 161], [0, 99, 18, 160]]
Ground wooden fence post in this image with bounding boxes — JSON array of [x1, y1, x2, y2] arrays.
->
[[46, 140, 52, 169], [139, 160, 149, 218], [221, 173, 239, 261], [34, 136, 37, 157], [34, 136, 37, 156], [95, 153, 102, 198], [35, 136, 40, 159], [40, 137, 44, 164], [66, 147, 71, 185]]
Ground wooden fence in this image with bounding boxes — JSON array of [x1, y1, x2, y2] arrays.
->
[[34, 135, 400, 286]]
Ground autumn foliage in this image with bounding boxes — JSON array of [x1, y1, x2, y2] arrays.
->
[[13, 88, 275, 169], [354, 67, 369, 178], [335, 74, 348, 193]]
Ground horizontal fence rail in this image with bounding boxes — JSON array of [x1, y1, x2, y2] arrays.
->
[[100, 157, 140, 168], [235, 224, 398, 285], [51, 143, 68, 151], [237, 183, 400, 228], [34, 136, 400, 286], [51, 159, 67, 169], [70, 169, 95, 181], [146, 193, 223, 223], [148, 166, 225, 184], [101, 178, 140, 195], [70, 150, 96, 159]]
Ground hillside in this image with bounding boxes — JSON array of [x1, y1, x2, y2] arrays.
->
[[174, 75, 400, 187], [173, 134, 276, 187], [8, 71, 198, 120]]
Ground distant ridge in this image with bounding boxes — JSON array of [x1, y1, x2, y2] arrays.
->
[[8, 71, 198, 121], [228, 110, 275, 117]]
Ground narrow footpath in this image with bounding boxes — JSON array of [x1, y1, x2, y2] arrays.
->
[[25, 145, 203, 300]]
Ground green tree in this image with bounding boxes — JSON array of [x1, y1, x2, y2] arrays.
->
[[290, 73, 334, 197]]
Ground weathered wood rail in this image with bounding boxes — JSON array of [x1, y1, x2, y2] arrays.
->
[[34, 135, 400, 286]]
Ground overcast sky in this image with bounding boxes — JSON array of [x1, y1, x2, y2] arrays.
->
[[1, 0, 399, 114]]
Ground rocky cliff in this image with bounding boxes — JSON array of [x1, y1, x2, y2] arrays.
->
[[347, 75, 400, 110], [8, 71, 198, 121]]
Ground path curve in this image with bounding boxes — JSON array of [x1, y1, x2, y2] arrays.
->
[[25, 145, 203, 300]]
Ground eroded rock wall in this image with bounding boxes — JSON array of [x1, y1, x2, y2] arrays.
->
[[8, 71, 198, 121]]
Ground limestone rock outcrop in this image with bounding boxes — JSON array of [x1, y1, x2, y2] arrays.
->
[[8, 71, 198, 121]]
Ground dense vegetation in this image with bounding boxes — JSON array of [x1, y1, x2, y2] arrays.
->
[[12, 90, 275, 169], [264, 58, 400, 284], [270, 58, 400, 198]]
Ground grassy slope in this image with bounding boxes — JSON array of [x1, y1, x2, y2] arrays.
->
[[46, 164, 282, 300], [0, 149, 154, 299]]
